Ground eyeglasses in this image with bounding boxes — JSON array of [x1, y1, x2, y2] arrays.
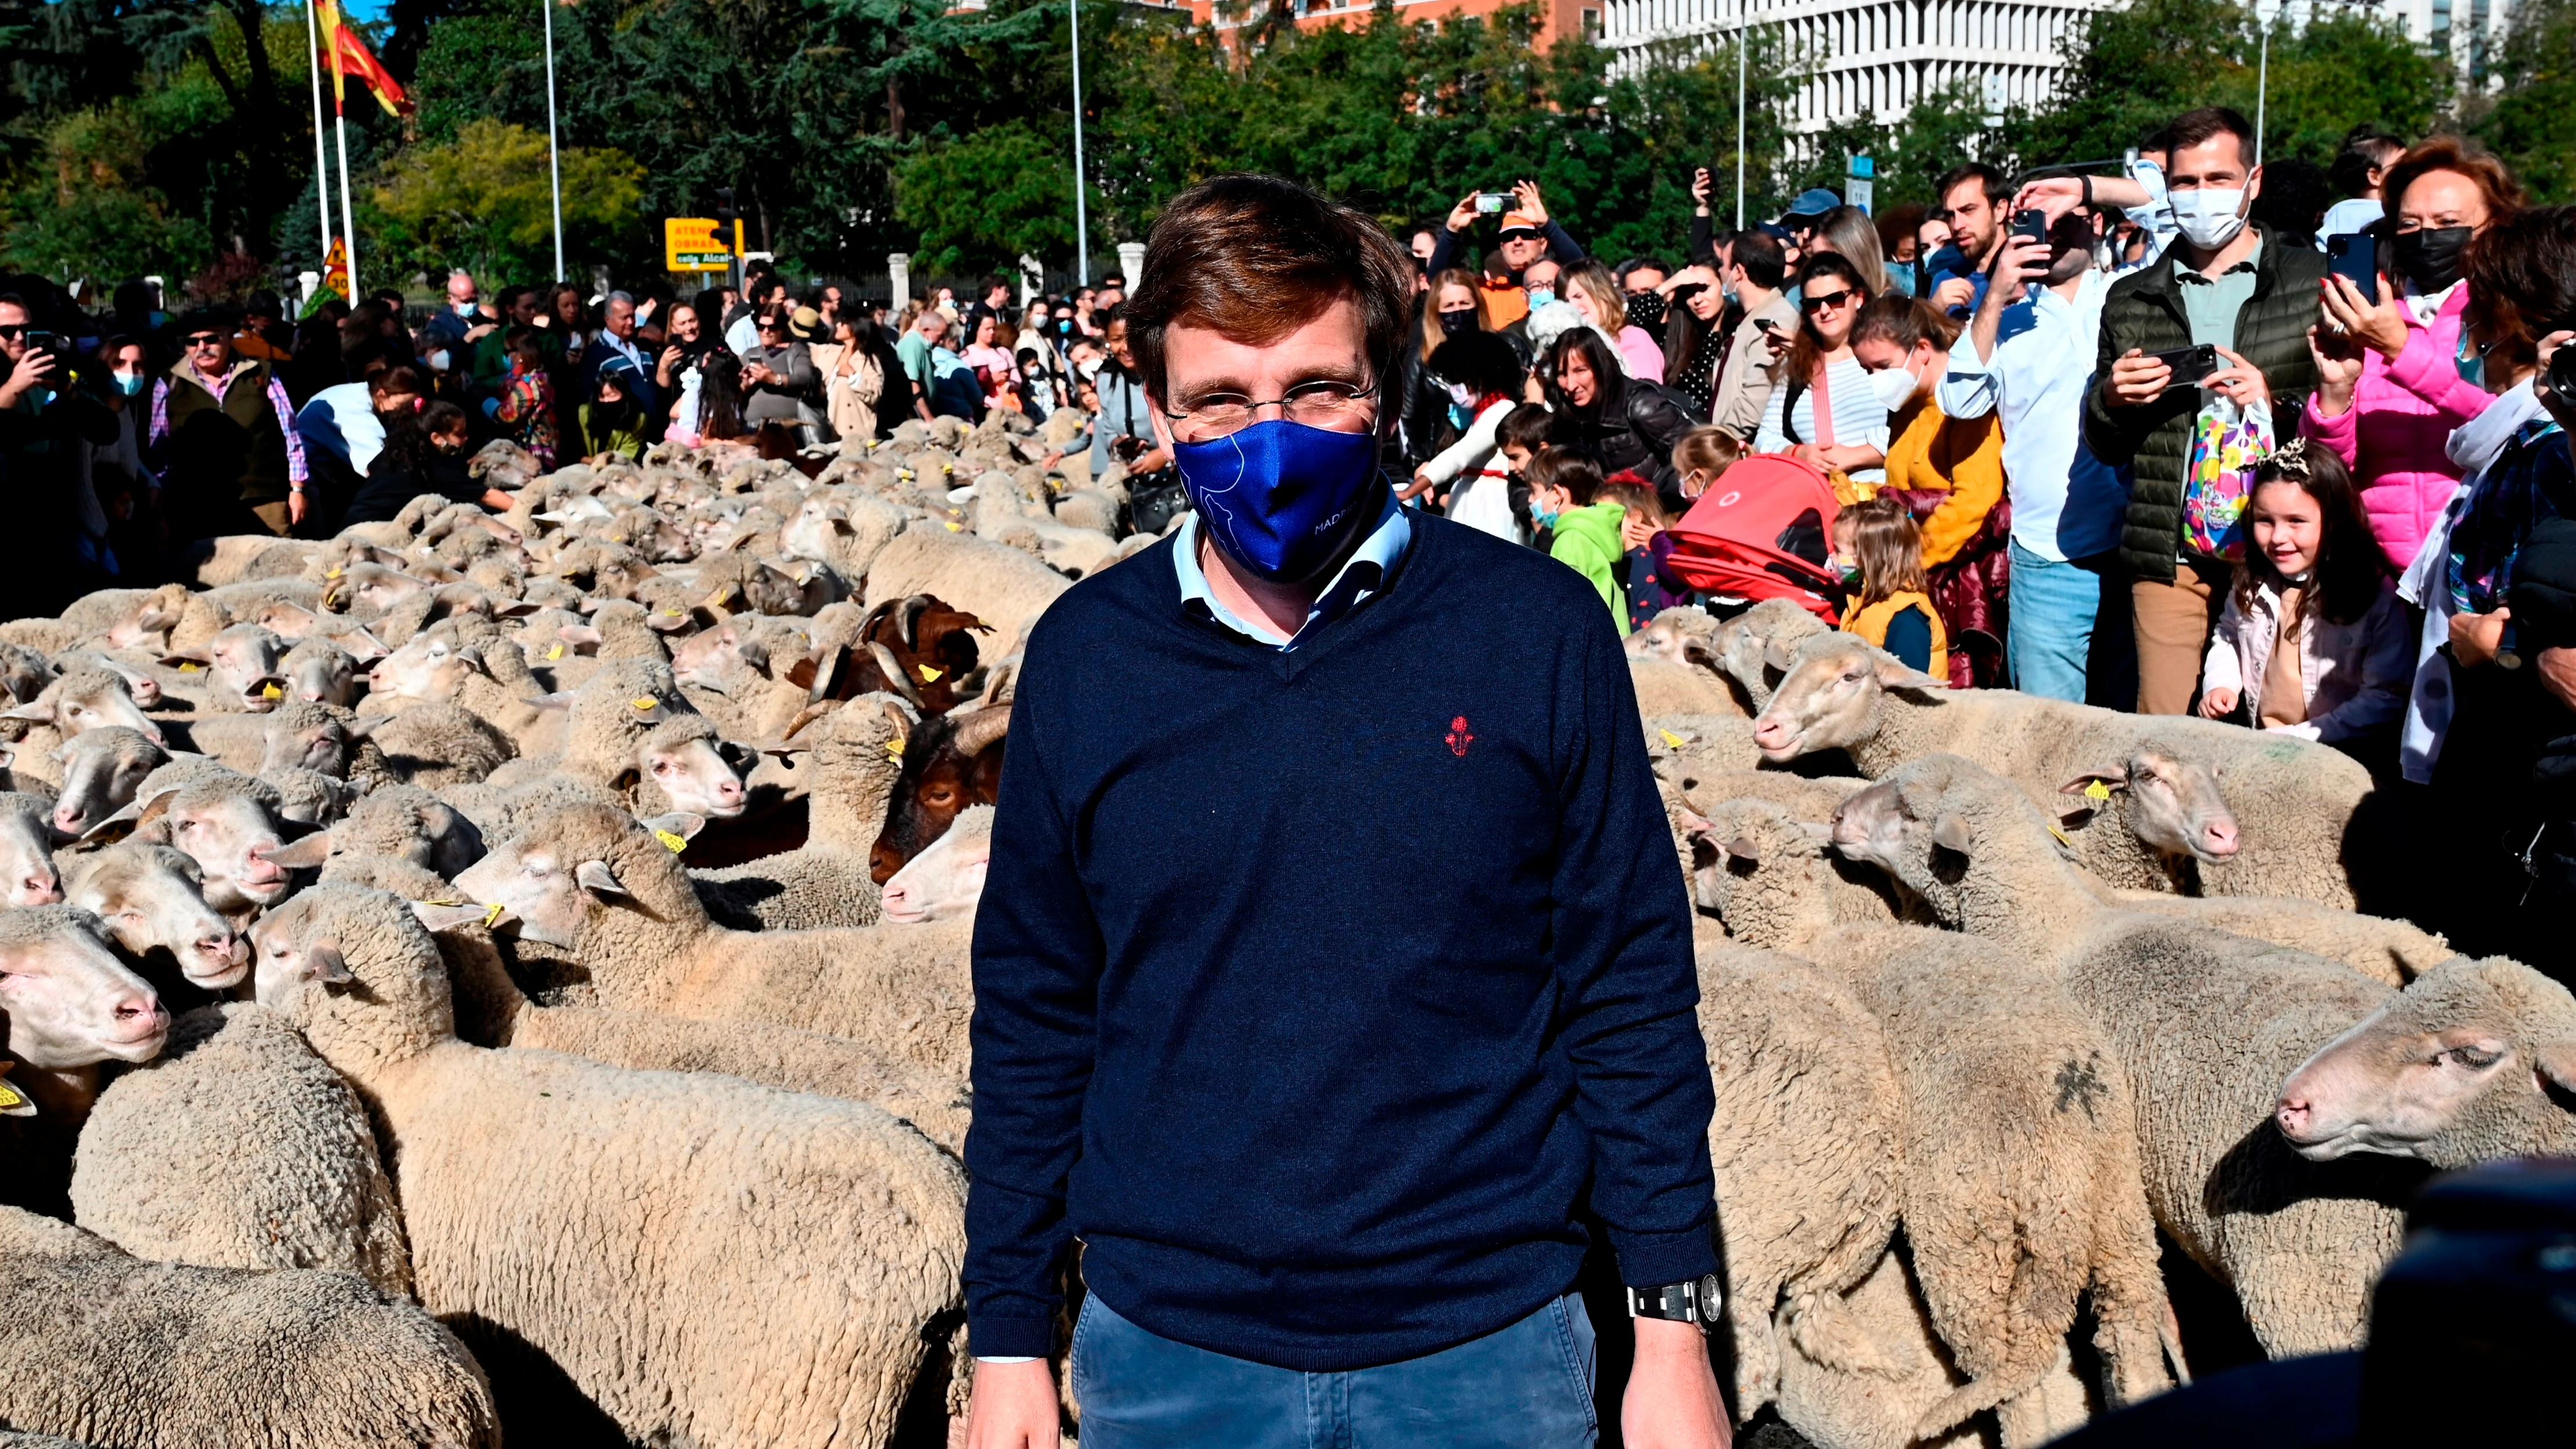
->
[[1800, 290, 1857, 314], [185, 333, 227, 347], [0, 324, 23, 340], [1161, 378, 1378, 443]]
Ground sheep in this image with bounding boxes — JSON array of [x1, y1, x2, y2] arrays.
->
[[128, 768, 295, 917], [1, 670, 164, 785], [1824, 755, 2427, 1356], [365, 701, 516, 788], [44, 726, 170, 838], [1711, 597, 1834, 711], [252, 884, 968, 1449], [2275, 954, 2576, 1168], [690, 694, 910, 930], [165, 622, 290, 713], [1754, 631, 2380, 909], [454, 804, 975, 1087], [0, 792, 62, 907], [1669, 765, 1864, 823], [274, 781, 488, 883], [0, 1203, 498, 1449], [1793, 922, 2177, 1444], [2050, 744, 2243, 892], [59, 841, 245, 997], [860, 519, 1071, 659], [1692, 941, 1903, 1422], [277, 632, 365, 706], [670, 612, 826, 743], [362, 618, 565, 758], [881, 802, 992, 923], [0, 907, 169, 1215], [479, 660, 747, 822], [0, 640, 52, 703], [266, 766, 366, 827], [1630, 655, 1748, 721], [1625, 603, 1721, 666], [69, 1001, 412, 1296], [1677, 797, 1908, 949]]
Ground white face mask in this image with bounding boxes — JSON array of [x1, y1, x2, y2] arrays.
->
[[425, 349, 452, 373], [1865, 357, 1921, 411], [2168, 187, 2250, 250]]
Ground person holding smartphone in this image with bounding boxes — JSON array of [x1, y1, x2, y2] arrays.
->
[[0, 290, 119, 617], [2082, 105, 2329, 716], [2304, 139, 2523, 573], [1427, 179, 1587, 329]]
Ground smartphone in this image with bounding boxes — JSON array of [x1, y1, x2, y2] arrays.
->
[[2148, 343, 2220, 388], [1474, 192, 1512, 214], [2327, 232, 2380, 296], [2012, 209, 2048, 243]]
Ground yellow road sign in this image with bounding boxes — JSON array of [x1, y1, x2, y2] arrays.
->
[[664, 217, 733, 272]]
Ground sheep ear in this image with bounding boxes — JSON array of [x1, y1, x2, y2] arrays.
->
[[2537, 1041, 2576, 1095], [1873, 653, 1947, 691], [2058, 767, 2131, 795], [557, 625, 604, 647], [335, 630, 389, 663], [1761, 636, 1798, 673], [736, 637, 772, 673], [640, 811, 705, 842], [1930, 812, 1973, 856], [305, 944, 354, 986], [522, 692, 575, 712], [574, 860, 629, 900], [339, 713, 388, 740], [1724, 835, 1761, 865], [270, 832, 340, 870], [410, 901, 492, 932], [131, 787, 180, 832], [1680, 636, 1720, 672], [0, 700, 56, 724]]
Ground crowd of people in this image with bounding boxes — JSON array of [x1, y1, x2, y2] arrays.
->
[[2, 101, 2572, 962]]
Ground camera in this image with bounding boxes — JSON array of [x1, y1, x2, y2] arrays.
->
[[1474, 192, 1512, 215], [2550, 332, 2576, 409]]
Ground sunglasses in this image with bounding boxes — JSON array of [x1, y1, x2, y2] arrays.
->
[[0, 324, 23, 340], [185, 333, 227, 346], [1800, 290, 1857, 314]]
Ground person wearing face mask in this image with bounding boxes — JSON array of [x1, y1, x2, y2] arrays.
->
[[1397, 268, 1485, 469], [1563, 261, 1664, 384], [2085, 105, 2329, 716], [577, 363, 648, 461], [963, 174, 1731, 1449], [350, 400, 505, 525], [1939, 201, 2135, 705], [2304, 139, 2523, 572], [69, 336, 153, 587], [1849, 295, 2006, 686], [1426, 180, 1587, 330], [1405, 331, 1524, 536]]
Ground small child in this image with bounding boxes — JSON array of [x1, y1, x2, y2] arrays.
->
[[1671, 425, 1744, 502], [1598, 478, 1694, 633], [1524, 446, 1629, 636], [1834, 496, 1947, 677], [2198, 439, 2408, 744], [490, 326, 558, 469], [578, 365, 645, 462]]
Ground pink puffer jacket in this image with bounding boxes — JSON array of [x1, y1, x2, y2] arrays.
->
[[2300, 285, 2495, 573]]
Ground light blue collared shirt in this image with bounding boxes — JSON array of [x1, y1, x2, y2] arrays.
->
[[1172, 487, 1411, 650]]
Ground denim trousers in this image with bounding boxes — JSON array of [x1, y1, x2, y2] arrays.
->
[[1069, 1292, 1599, 1449], [2007, 541, 2132, 707]]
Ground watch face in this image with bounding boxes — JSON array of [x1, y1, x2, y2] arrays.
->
[[1698, 1273, 1725, 1318]]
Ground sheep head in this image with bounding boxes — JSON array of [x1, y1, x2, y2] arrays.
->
[[2277, 956, 2576, 1170], [2057, 747, 2241, 863], [1749, 633, 1943, 762], [63, 841, 245, 990], [0, 905, 168, 1069]]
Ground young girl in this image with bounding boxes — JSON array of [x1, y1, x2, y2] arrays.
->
[[492, 327, 558, 469], [1671, 425, 1743, 502], [1833, 496, 1947, 678], [1524, 446, 1629, 636], [2198, 439, 2410, 745], [1598, 478, 1694, 632]]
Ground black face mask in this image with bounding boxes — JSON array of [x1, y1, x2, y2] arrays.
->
[[2394, 226, 2473, 293], [1438, 309, 1477, 338], [1625, 291, 1669, 332]]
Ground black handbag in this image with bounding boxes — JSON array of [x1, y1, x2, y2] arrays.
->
[[1126, 469, 1190, 537]]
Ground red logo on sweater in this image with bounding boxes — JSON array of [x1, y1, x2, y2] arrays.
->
[[1445, 716, 1474, 756]]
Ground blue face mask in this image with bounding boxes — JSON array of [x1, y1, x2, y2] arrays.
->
[[1526, 288, 1556, 310], [112, 371, 146, 397], [1172, 418, 1383, 584]]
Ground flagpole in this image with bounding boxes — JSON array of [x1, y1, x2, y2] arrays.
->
[[335, 103, 360, 300], [1070, 0, 1089, 287], [543, 0, 564, 283], [304, 0, 333, 279]]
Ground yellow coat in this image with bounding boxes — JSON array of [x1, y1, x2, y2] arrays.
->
[[1878, 392, 2005, 568], [1845, 590, 1949, 680]]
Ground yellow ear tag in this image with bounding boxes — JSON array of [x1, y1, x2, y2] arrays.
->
[[324, 588, 340, 608], [0, 1079, 24, 1113], [918, 665, 943, 683], [885, 739, 905, 762], [630, 697, 656, 711], [325, 566, 343, 579], [1657, 729, 1687, 751], [943, 521, 961, 532], [482, 902, 505, 927], [180, 662, 200, 673], [547, 643, 565, 661], [655, 829, 688, 853], [261, 683, 283, 700], [425, 897, 464, 908], [2083, 779, 2114, 802], [2047, 822, 2073, 847]]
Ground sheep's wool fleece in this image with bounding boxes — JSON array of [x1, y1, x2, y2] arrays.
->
[[384, 1045, 966, 1449], [0, 1206, 497, 1449], [71, 1004, 412, 1296]]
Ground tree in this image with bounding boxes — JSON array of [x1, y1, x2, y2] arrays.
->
[[370, 117, 645, 282], [895, 122, 1097, 277], [2478, 0, 2576, 202]]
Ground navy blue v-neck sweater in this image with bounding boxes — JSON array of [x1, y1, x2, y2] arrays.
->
[[963, 513, 1717, 1372]]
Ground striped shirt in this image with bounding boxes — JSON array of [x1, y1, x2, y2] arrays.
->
[[1756, 353, 1890, 484]]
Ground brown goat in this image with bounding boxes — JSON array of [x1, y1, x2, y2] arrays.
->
[[868, 697, 1009, 883]]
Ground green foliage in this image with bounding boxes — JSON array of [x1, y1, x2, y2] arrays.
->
[[2478, 0, 2576, 202], [0, 95, 213, 281], [894, 121, 1097, 276], [369, 117, 645, 282]]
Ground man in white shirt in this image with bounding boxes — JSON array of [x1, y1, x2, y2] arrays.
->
[[1937, 206, 2134, 704]]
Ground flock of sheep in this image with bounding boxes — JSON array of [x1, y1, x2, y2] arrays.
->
[[0, 393, 2561, 1449]]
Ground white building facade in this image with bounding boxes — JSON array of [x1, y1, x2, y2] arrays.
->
[[1599, 0, 2510, 134]]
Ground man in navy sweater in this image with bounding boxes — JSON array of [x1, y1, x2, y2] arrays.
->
[[963, 174, 1731, 1449]]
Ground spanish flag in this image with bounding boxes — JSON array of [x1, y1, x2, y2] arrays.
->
[[318, 0, 410, 118]]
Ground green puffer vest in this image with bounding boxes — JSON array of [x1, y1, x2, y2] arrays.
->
[[2081, 225, 2329, 583]]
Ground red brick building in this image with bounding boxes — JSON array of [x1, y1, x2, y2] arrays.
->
[[1187, 0, 1598, 49]]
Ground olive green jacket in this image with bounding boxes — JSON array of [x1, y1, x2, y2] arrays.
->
[[2082, 224, 2328, 582]]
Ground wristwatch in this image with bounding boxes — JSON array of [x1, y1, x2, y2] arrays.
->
[[1627, 1274, 1724, 1326]]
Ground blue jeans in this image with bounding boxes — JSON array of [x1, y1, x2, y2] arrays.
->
[[1070, 1291, 1598, 1449], [2007, 541, 2132, 706]]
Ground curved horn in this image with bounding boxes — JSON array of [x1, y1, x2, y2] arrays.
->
[[949, 701, 1013, 758], [867, 641, 924, 707], [898, 594, 933, 651]]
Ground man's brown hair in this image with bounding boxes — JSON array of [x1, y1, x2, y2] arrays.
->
[[1125, 173, 1415, 407]]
